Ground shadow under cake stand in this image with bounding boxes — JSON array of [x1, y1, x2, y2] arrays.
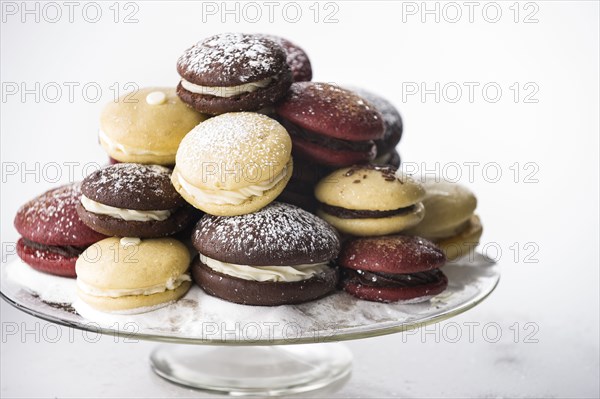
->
[[1, 253, 499, 396]]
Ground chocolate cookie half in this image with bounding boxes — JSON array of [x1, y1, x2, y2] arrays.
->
[[338, 235, 448, 303], [260, 34, 312, 82], [177, 33, 292, 115], [191, 202, 341, 306], [77, 163, 197, 238]]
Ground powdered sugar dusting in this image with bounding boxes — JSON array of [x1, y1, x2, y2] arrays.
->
[[14, 183, 105, 246], [176, 113, 290, 188], [195, 202, 340, 265], [81, 163, 181, 210], [277, 82, 385, 140], [341, 235, 446, 273], [178, 33, 281, 84]]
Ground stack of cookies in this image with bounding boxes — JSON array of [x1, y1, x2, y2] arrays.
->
[[13, 33, 483, 313]]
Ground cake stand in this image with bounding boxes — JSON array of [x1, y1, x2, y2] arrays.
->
[[1, 253, 499, 396]]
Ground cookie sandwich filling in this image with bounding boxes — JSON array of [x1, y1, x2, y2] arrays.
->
[[173, 165, 288, 206], [80, 195, 172, 222], [180, 77, 274, 98], [200, 254, 329, 282]]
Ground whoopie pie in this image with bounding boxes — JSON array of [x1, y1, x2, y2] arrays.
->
[[275, 82, 385, 167], [77, 163, 197, 238], [176, 33, 292, 115], [338, 235, 448, 303], [191, 202, 340, 306], [14, 183, 106, 277]]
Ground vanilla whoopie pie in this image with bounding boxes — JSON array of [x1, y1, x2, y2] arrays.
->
[[176, 33, 292, 115], [76, 237, 192, 313], [99, 87, 207, 166], [172, 112, 293, 216], [315, 165, 426, 236], [191, 202, 340, 306], [77, 163, 197, 238], [406, 177, 483, 260]]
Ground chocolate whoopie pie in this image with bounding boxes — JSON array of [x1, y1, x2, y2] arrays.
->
[[260, 35, 313, 82], [77, 163, 197, 238], [349, 87, 403, 164], [191, 202, 340, 306], [276, 82, 385, 167], [339, 235, 448, 303], [176, 33, 292, 115], [14, 183, 106, 277]]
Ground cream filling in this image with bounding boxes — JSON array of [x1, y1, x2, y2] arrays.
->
[[80, 195, 172, 222], [98, 129, 172, 157], [174, 167, 287, 206], [180, 77, 273, 98], [200, 254, 329, 283], [77, 274, 191, 298]]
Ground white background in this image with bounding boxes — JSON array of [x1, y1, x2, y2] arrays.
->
[[1, 1, 599, 397]]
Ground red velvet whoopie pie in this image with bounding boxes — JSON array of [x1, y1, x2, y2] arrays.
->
[[275, 82, 385, 168], [338, 235, 448, 303], [14, 183, 107, 277]]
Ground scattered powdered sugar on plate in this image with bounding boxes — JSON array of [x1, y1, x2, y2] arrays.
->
[[6, 259, 77, 304], [3, 254, 498, 343]]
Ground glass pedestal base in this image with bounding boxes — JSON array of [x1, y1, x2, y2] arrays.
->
[[150, 343, 353, 396]]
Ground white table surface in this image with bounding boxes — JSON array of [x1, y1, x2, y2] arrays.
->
[[1, 1, 598, 398]]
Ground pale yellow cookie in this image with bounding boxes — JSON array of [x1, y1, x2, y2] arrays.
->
[[406, 177, 477, 239], [315, 166, 425, 211], [100, 87, 207, 165], [314, 165, 425, 236], [76, 237, 191, 313], [173, 112, 293, 216], [436, 215, 483, 261]]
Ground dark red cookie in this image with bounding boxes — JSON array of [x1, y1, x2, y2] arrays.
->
[[176, 33, 292, 115], [14, 183, 106, 277], [276, 83, 384, 167], [77, 163, 196, 238], [261, 35, 312, 82], [349, 87, 403, 157], [338, 235, 447, 303], [192, 257, 338, 306], [192, 202, 340, 305]]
